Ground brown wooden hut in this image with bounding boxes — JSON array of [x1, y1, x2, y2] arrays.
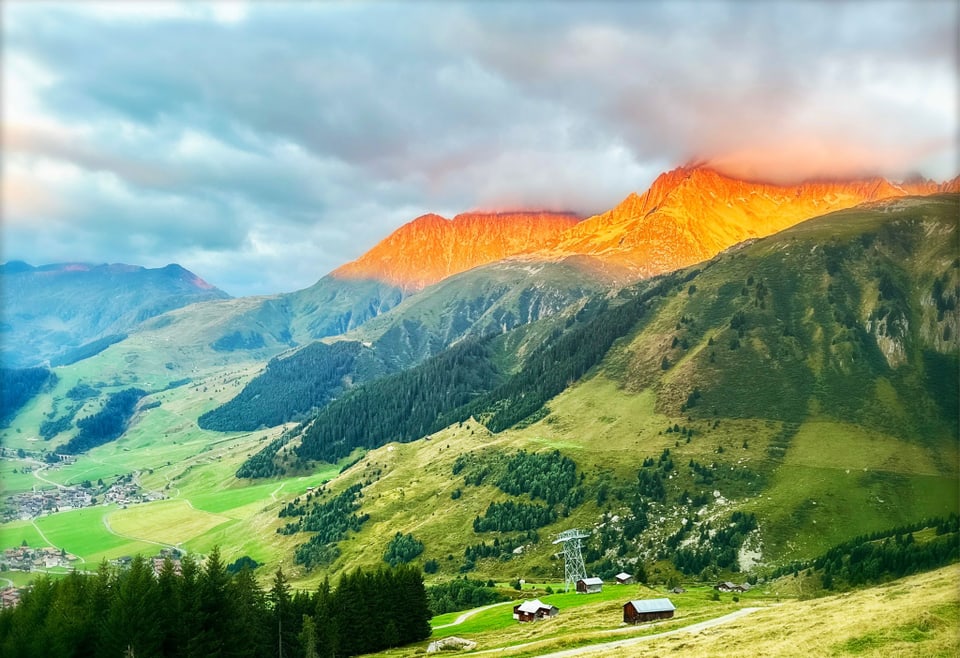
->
[[623, 598, 676, 624]]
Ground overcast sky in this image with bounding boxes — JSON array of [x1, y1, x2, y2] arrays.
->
[[3, 1, 956, 297]]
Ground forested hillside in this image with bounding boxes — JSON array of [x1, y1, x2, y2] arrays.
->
[[59, 388, 148, 454], [206, 259, 614, 434], [239, 337, 506, 473], [281, 196, 959, 479], [0, 367, 57, 427], [198, 341, 390, 431]]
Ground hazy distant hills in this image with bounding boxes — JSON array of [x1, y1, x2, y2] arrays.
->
[[0, 262, 230, 368]]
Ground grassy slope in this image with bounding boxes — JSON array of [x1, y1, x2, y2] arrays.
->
[[278, 368, 954, 589], [354, 565, 960, 657], [0, 351, 344, 576], [549, 564, 960, 658], [605, 198, 960, 559]]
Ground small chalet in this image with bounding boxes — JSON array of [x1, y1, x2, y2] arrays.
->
[[576, 577, 604, 594], [623, 598, 676, 624], [715, 581, 746, 593], [513, 599, 559, 622], [614, 572, 634, 585]]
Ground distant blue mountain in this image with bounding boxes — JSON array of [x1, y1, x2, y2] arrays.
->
[[0, 261, 230, 368]]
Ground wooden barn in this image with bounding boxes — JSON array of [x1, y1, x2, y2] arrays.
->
[[614, 572, 634, 585], [513, 599, 559, 622], [623, 598, 676, 624], [576, 577, 604, 594]]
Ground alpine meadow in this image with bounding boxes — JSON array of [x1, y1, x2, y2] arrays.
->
[[2, 2, 959, 657]]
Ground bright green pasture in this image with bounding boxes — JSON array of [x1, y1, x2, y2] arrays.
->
[[0, 460, 47, 495], [189, 468, 340, 516], [428, 583, 758, 653], [0, 520, 53, 549], [0, 570, 61, 586], [33, 506, 156, 563], [746, 419, 960, 560]]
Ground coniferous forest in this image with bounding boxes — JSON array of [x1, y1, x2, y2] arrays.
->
[[0, 548, 431, 658], [0, 367, 57, 427], [198, 341, 384, 431], [59, 388, 148, 454], [294, 338, 503, 464]]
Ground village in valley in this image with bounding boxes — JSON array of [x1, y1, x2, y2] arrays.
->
[[1, 546, 185, 610], [0, 450, 176, 611], [1, 448, 166, 523]]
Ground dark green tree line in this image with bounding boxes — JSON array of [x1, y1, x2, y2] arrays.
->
[[199, 341, 380, 431], [0, 367, 57, 427], [0, 550, 431, 658], [59, 388, 148, 454], [295, 337, 503, 464]]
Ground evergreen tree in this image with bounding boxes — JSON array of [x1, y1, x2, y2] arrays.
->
[[102, 556, 162, 658], [229, 566, 271, 658], [300, 615, 319, 658], [270, 567, 299, 658], [396, 565, 431, 644], [43, 570, 94, 658], [312, 578, 338, 658], [177, 553, 204, 656], [156, 558, 181, 657]]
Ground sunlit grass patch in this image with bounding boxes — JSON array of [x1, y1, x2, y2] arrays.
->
[[108, 499, 231, 545]]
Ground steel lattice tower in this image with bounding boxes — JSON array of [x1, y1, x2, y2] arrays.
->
[[552, 528, 589, 592]]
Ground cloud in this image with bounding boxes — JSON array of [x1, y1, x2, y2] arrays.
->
[[2, 0, 956, 296]]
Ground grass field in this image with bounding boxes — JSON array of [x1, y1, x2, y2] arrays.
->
[[0, 461, 46, 495], [363, 565, 960, 657], [431, 582, 762, 641], [32, 505, 157, 564], [0, 365, 348, 582], [0, 520, 53, 549], [107, 499, 232, 546]]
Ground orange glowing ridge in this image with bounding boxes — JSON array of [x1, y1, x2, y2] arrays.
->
[[331, 166, 959, 290], [331, 211, 581, 291], [548, 166, 960, 278]]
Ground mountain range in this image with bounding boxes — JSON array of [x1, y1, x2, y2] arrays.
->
[[1, 165, 957, 591], [9, 166, 956, 374], [149, 166, 960, 429]]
